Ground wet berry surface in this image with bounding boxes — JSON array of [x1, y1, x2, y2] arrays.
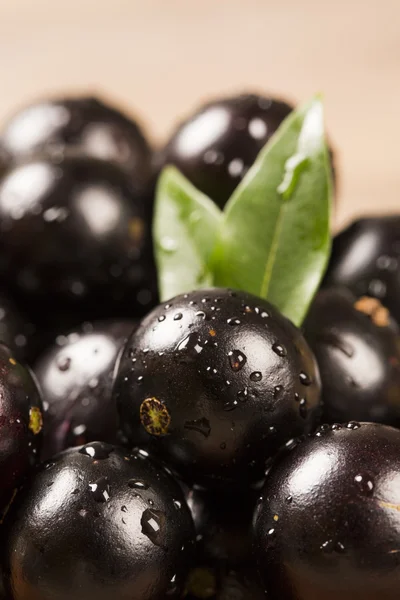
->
[[0, 342, 43, 517], [253, 422, 400, 600], [3, 444, 195, 600], [0, 87, 393, 600], [304, 287, 400, 425], [325, 216, 400, 325], [114, 288, 321, 488], [0, 96, 153, 192], [34, 320, 136, 459], [0, 156, 157, 320], [158, 94, 294, 208]]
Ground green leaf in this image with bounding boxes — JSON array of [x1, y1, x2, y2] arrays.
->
[[212, 97, 332, 326], [153, 166, 222, 301]]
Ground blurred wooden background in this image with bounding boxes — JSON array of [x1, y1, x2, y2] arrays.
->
[[0, 0, 399, 228]]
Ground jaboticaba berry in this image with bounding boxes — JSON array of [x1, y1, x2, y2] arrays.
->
[[253, 422, 400, 600], [304, 287, 400, 425], [3, 444, 195, 600], [324, 216, 400, 325], [34, 320, 136, 459], [0, 342, 43, 516], [113, 288, 321, 488], [0, 156, 157, 319], [157, 94, 294, 208], [0, 95, 153, 192]]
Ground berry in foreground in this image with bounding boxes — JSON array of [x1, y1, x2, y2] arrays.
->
[[324, 216, 400, 324], [0, 156, 156, 319], [114, 288, 321, 488], [4, 443, 195, 600], [0, 95, 153, 191], [304, 287, 400, 425], [34, 320, 136, 459], [0, 342, 43, 516], [158, 94, 293, 208], [253, 422, 400, 600]]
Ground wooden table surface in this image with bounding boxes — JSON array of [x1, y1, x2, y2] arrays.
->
[[0, 0, 399, 229]]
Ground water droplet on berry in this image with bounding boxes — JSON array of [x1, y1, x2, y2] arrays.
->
[[57, 356, 71, 371], [299, 398, 307, 418], [128, 479, 149, 490], [228, 349, 247, 372], [354, 473, 374, 495], [141, 508, 166, 547], [299, 372, 312, 386], [335, 541, 346, 554], [227, 318, 241, 326], [176, 333, 204, 362], [250, 371, 262, 382], [223, 400, 238, 412], [79, 442, 114, 460], [88, 476, 110, 502], [237, 387, 249, 402], [272, 343, 287, 357], [167, 574, 178, 596], [321, 539, 334, 553]]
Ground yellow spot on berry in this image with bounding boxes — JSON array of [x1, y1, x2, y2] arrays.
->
[[29, 406, 43, 435], [354, 296, 390, 327], [140, 397, 171, 436], [209, 329, 216, 337], [273, 514, 279, 522], [9, 358, 16, 366], [379, 500, 400, 512]]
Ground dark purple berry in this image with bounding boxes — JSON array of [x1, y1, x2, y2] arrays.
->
[[114, 288, 321, 488]]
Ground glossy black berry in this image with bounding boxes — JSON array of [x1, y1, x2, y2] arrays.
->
[[3, 444, 195, 600], [34, 320, 136, 460], [0, 95, 152, 191], [253, 422, 400, 600], [0, 342, 42, 516], [0, 156, 156, 319], [158, 94, 293, 208], [304, 287, 400, 425], [114, 289, 321, 488], [324, 216, 400, 325]]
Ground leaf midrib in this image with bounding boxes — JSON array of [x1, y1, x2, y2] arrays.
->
[[260, 199, 287, 298]]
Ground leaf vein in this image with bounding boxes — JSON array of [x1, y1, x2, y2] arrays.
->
[[260, 200, 287, 298]]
